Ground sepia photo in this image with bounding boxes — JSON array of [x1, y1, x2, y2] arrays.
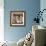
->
[[10, 11, 26, 26]]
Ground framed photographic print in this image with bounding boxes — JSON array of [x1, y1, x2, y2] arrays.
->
[[10, 11, 26, 26]]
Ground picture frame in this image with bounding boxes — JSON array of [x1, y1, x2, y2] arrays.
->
[[10, 11, 26, 27]]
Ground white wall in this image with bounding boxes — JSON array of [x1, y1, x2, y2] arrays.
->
[[40, 0, 46, 27], [0, 0, 4, 42], [40, 0, 46, 9]]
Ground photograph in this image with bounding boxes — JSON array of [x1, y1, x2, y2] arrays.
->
[[10, 11, 26, 26]]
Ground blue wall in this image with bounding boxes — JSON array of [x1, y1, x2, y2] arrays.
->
[[4, 0, 40, 42]]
